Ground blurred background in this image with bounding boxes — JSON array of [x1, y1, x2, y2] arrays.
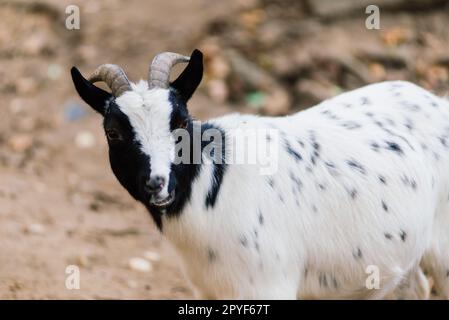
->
[[0, 0, 448, 299]]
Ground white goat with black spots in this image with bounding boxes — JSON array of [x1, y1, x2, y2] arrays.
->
[[71, 50, 449, 299]]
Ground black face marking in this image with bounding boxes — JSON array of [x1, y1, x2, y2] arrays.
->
[[385, 141, 403, 155], [399, 230, 407, 242], [384, 233, 393, 240], [207, 248, 217, 262], [382, 200, 388, 212], [346, 159, 366, 175], [284, 139, 303, 162], [378, 175, 387, 184]]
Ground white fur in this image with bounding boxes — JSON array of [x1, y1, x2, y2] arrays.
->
[[116, 81, 174, 198], [119, 80, 449, 299]]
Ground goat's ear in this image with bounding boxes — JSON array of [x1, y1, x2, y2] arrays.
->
[[171, 49, 203, 102], [70, 66, 113, 116]]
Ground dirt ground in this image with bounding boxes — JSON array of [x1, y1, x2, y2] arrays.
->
[[0, 0, 448, 299]]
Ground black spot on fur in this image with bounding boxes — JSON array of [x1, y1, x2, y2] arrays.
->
[[399, 230, 407, 242], [332, 276, 339, 289], [207, 248, 217, 262], [384, 233, 393, 240], [378, 175, 387, 184], [385, 141, 403, 155], [341, 121, 362, 130], [267, 177, 275, 188], [258, 210, 264, 225], [289, 172, 303, 193], [239, 236, 248, 247], [349, 188, 358, 200], [319, 273, 328, 287], [371, 142, 380, 152], [360, 97, 370, 105], [353, 247, 363, 259], [382, 200, 388, 212], [346, 159, 366, 175], [285, 139, 302, 162]]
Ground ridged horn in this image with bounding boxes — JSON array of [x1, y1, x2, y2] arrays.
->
[[88, 64, 131, 97], [148, 52, 190, 89]]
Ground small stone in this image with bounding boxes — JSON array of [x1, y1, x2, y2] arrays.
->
[[8, 134, 33, 153], [129, 257, 153, 273], [47, 64, 63, 80], [127, 280, 138, 289], [75, 131, 96, 149], [24, 223, 46, 235], [15, 77, 38, 95], [143, 251, 161, 262], [207, 79, 228, 103], [263, 88, 290, 115]]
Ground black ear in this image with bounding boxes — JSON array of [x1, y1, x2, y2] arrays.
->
[[171, 49, 203, 102], [70, 67, 113, 116]]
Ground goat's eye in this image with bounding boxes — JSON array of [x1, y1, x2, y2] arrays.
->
[[106, 129, 122, 141]]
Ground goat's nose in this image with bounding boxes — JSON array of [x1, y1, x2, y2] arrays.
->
[[145, 175, 165, 194]]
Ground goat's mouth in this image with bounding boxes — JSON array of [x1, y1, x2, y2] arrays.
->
[[149, 190, 175, 208]]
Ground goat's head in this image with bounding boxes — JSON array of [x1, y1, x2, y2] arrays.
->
[[70, 50, 203, 219]]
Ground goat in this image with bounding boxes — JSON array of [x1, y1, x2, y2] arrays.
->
[[71, 49, 449, 299]]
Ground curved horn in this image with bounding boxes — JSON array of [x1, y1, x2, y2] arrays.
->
[[88, 64, 131, 97], [148, 52, 190, 89]]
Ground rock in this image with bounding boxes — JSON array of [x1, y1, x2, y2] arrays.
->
[[24, 223, 46, 235], [129, 257, 153, 273], [64, 102, 87, 122], [296, 79, 338, 106], [47, 64, 62, 80], [263, 88, 291, 116], [15, 77, 38, 95], [143, 251, 161, 262], [207, 79, 228, 103], [75, 131, 96, 149], [9, 98, 26, 114], [127, 280, 138, 289], [8, 134, 33, 153]]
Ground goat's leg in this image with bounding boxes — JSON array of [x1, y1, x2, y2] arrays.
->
[[389, 265, 430, 300]]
